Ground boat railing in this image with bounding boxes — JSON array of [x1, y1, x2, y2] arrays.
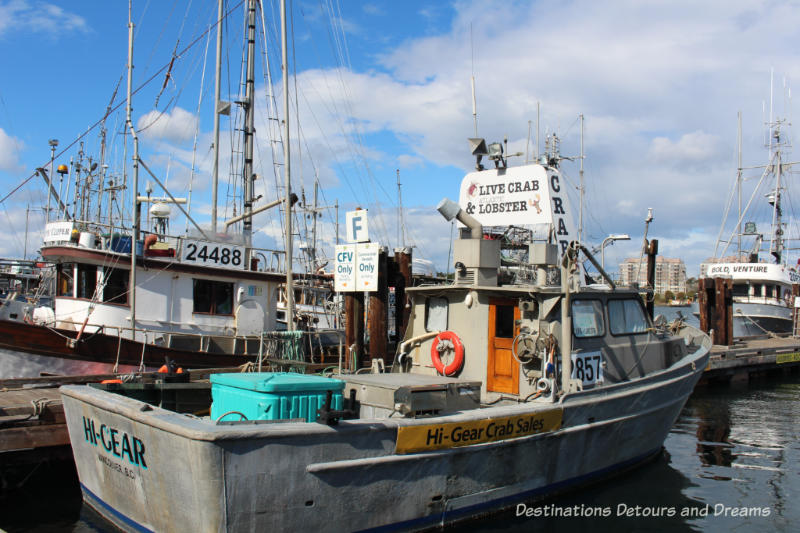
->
[[43, 218, 287, 273], [44, 317, 345, 364], [256, 329, 346, 373], [733, 295, 791, 307]]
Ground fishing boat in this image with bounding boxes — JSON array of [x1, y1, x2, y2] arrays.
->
[[60, 135, 711, 532], [698, 109, 799, 337], [0, 1, 307, 379]]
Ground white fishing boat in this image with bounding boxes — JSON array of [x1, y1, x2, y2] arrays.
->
[[0, 0, 309, 379], [61, 134, 711, 531], [699, 107, 799, 337]]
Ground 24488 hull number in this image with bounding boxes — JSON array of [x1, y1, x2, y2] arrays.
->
[[182, 240, 245, 270]]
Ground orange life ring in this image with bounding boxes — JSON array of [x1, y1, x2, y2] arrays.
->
[[430, 331, 465, 376]]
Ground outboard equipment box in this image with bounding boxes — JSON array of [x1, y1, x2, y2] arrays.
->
[[343, 374, 481, 418], [210, 372, 344, 423]]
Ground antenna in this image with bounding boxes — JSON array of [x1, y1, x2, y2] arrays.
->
[[526, 120, 531, 163], [536, 101, 540, 161], [470, 23, 478, 136]]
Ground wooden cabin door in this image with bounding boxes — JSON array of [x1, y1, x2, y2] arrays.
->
[[487, 299, 520, 394]]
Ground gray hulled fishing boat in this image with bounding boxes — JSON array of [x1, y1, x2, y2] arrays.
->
[[61, 132, 710, 531]]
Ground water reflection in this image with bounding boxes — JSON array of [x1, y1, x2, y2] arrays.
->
[[693, 396, 733, 468]]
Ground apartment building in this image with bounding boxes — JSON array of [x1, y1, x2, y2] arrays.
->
[[618, 256, 687, 294]]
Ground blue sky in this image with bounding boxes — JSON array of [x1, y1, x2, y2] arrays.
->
[[1, 0, 799, 278]]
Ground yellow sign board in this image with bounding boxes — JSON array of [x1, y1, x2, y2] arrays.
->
[[776, 352, 800, 365], [395, 409, 563, 454]]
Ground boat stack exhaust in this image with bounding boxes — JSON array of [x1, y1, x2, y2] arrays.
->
[[437, 198, 500, 287]]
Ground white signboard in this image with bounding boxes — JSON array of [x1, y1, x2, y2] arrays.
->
[[335, 242, 379, 292], [345, 209, 369, 243], [181, 239, 245, 270], [706, 263, 800, 284], [355, 242, 379, 291], [335, 244, 356, 291], [43, 221, 74, 244], [459, 164, 578, 256]]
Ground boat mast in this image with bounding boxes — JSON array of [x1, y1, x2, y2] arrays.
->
[[737, 111, 742, 259], [211, 0, 224, 234], [281, 0, 295, 330], [127, 0, 140, 340], [242, 0, 256, 242], [769, 122, 784, 263], [396, 169, 405, 248], [578, 114, 584, 244], [311, 180, 318, 270]]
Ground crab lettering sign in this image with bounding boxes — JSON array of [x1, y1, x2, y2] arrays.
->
[[459, 164, 577, 255]]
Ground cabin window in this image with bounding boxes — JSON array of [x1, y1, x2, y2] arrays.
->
[[608, 299, 649, 335], [193, 279, 234, 315], [102, 267, 129, 305], [571, 299, 605, 338], [57, 263, 75, 297], [425, 297, 448, 332], [495, 304, 516, 338], [731, 284, 749, 297], [76, 264, 97, 299]]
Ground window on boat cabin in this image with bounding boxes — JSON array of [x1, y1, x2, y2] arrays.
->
[[76, 264, 97, 299], [193, 279, 234, 315], [494, 304, 516, 338], [425, 297, 448, 332], [608, 298, 649, 335], [57, 263, 75, 297], [750, 283, 761, 297], [102, 267, 129, 305], [571, 299, 605, 338], [731, 283, 749, 297]]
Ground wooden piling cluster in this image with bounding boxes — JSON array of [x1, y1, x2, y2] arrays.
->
[[345, 247, 412, 369], [697, 277, 734, 346], [645, 239, 658, 318]]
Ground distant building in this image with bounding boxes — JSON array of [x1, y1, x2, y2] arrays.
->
[[618, 256, 687, 294]]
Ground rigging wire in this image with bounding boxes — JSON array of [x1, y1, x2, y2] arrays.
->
[[2, 2, 245, 209]]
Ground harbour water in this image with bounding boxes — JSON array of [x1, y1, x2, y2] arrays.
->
[[2, 309, 797, 532]]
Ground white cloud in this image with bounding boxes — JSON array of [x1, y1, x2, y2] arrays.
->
[[0, 127, 24, 172], [649, 131, 723, 167], [137, 107, 198, 145], [0, 0, 88, 36]]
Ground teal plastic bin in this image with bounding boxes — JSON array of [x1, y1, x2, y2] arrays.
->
[[210, 372, 344, 423]]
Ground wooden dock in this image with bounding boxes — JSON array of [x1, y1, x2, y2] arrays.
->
[[700, 335, 800, 384]]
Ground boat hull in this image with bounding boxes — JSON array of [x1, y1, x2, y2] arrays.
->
[[731, 301, 791, 337], [0, 319, 256, 379], [692, 301, 792, 338], [61, 347, 707, 532]]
